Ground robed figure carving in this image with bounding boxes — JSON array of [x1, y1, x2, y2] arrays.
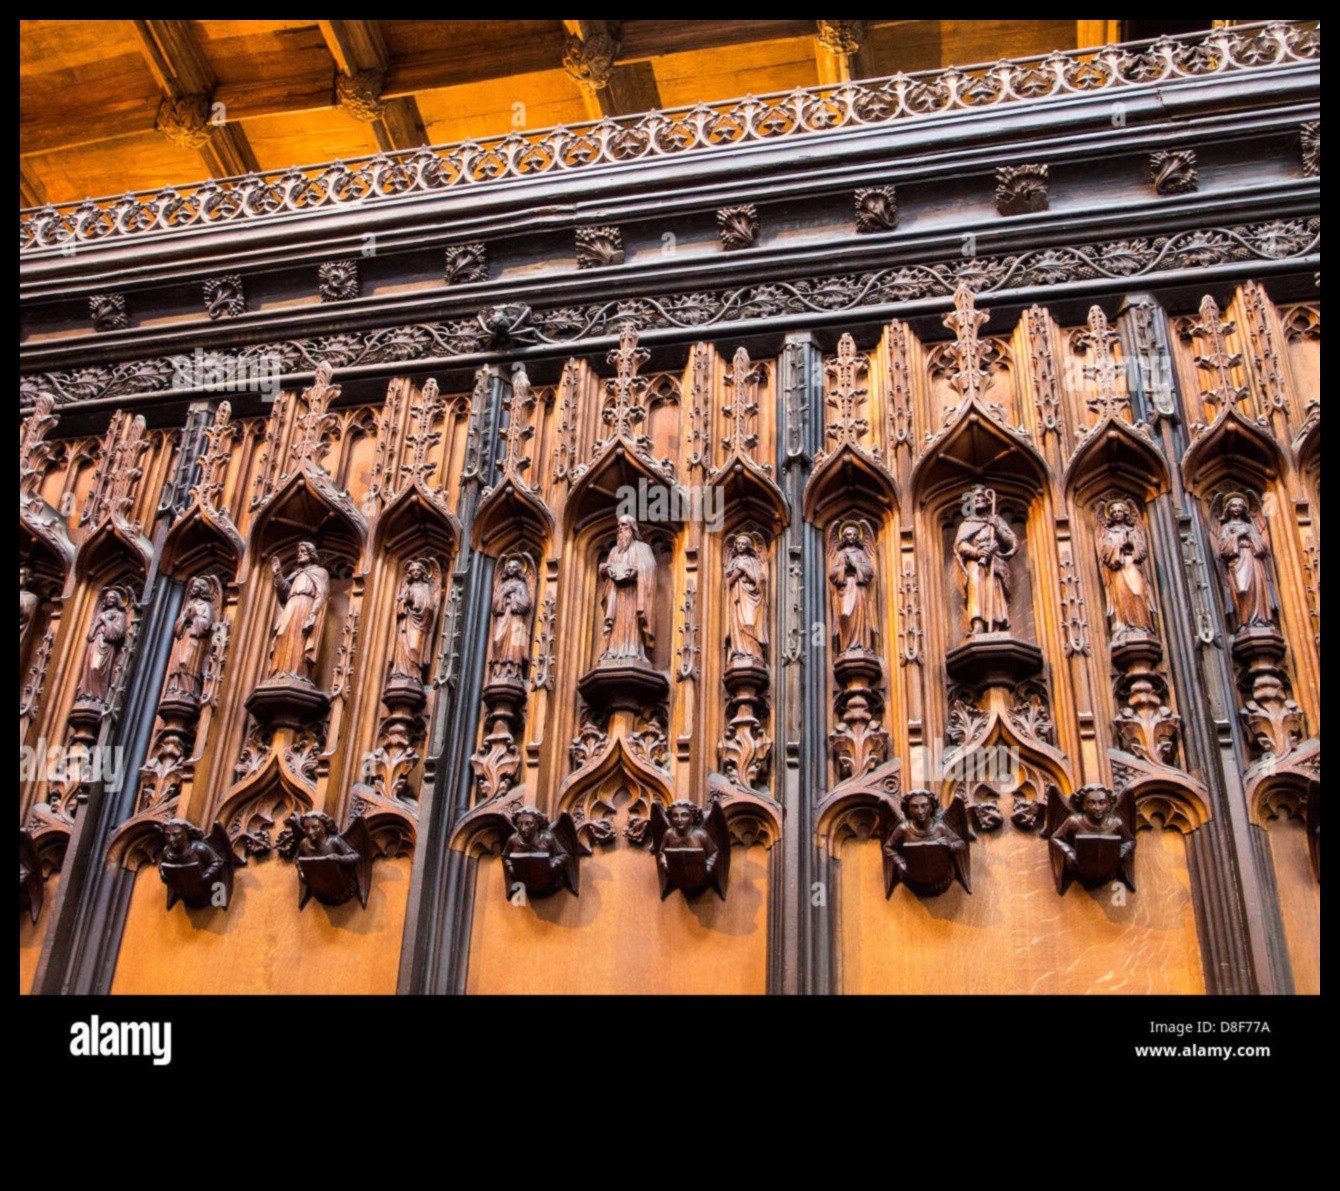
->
[[1213, 493, 1277, 631], [599, 517, 658, 664], [165, 577, 218, 700], [75, 589, 130, 708], [1095, 500, 1156, 638], [389, 559, 442, 683], [1045, 785, 1136, 895], [827, 521, 877, 656], [501, 806, 583, 900], [267, 542, 330, 684], [20, 567, 39, 650], [489, 556, 535, 679], [157, 819, 241, 911], [650, 800, 731, 901], [880, 790, 972, 898], [955, 485, 1018, 636], [724, 533, 768, 666], [294, 811, 373, 910]]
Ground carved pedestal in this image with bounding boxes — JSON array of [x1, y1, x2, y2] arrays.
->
[[1111, 633, 1180, 765], [470, 673, 528, 801], [245, 680, 331, 732], [945, 633, 1044, 687], [1231, 628, 1306, 761], [830, 651, 891, 783], [718, 659, 773, 792], [577, 661, 670, 716]]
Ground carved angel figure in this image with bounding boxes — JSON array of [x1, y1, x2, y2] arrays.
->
[[20, 830, 43, 926], [158, 819, 241, 911], [20, 566, 39, 650], [1095, 500, 1156, 638], [295, 811, 373, 910], [389, 559, 442, 683], [649, 799, 731, 901], [268, 542, 330, 683], [1045, 785, 1136, 895], [954, 485, 1017, 636], [880, 790, 971, 898], [827, 521, 877, 655], [599, 517, 658, 664], [501, 806, 582, 899], [165, 577, 219, 700], [74, 589, 130, 708], [488, 556, 534, 678], [1214, 493, 1277, 631], [724, 533, 769, 665]]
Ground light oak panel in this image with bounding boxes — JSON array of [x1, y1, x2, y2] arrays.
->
[[111, 856, 410, 996], [467, 846, 769, 996], [840, 821, 1205, 995]]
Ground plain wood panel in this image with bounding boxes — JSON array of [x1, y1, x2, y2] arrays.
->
[[841, 822, 1206, 995], [467, 845, 769, 995], [1266, 818, 1320, 995], [110, 855, 410, 996]]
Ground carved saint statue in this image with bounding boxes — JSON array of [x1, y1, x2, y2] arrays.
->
[[20, 566, 38, 650], [158, 819, 239, 911], [389, 559, 441, 683], [165, 577, 217, 700], [1215, 494, 1277, 631], [1045, 785, 1136, 895], [881, 790, 971, 898], [724, 533, 769, 666], [954, 485, 1018, 636], [489, 556, 534, 678], [295, 811, 372, 910], [501, 806, 582, 899], [74, 589, 130, 708], [267, 542, 330, 683], [1095, 500, 1156, 638], [650, 799, 731, 901], [827, 521, 876, 655], [599, 516, 658, 664]]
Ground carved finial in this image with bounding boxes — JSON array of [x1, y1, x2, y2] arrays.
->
[[941, 286, 994, 400], [722, 347, 764, 461], [81, 412, 149, 532], [291, 364, 341, 467], [192, 402, 237, 513], [1075, 305, 1125, 419], [1189, 295, 1248, 417], [817, 335, 872, 461], [19, 394, 60, 503]]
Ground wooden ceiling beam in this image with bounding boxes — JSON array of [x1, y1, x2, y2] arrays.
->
[[19, 159, 47, 209], [1077, 20, 1123, 48], [320, 19, 429, 152], [131, 19, 260, 179]]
